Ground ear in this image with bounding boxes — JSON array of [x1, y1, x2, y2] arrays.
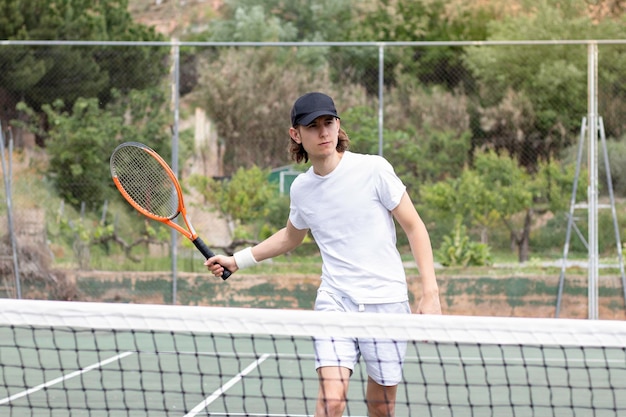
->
[[289, 127, 301, 144]]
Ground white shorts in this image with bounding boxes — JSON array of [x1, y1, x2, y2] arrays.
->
[[313, 289, 410, 386]]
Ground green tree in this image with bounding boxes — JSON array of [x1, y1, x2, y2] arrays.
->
[[464, 0, 626, 166], [207, 0, 354, 42], [206, 4, 297, 42], [0, 0, 167, 142], [421, 151, 578, 262], [191, 0, 362, 94], [194, 46, 359, 171], [343, 0, 498, 93], [16, 88, 173, 209], [421, 163, 505, 245], [189, 166, 279, 242], [345, 94, 471, 197]]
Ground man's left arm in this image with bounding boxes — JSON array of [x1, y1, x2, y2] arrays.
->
[[392, 192, 442, 315]]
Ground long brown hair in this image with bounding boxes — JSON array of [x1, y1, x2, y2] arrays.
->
[[288, 127, 350, 163]]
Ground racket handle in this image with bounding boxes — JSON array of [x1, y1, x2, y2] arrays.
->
[[193, 237, 232, 280]]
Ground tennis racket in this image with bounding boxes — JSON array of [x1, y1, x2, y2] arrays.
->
[[110, 141, 231, 279]]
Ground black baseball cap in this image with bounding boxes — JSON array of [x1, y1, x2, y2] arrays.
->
[[290, 92, 340, 127]]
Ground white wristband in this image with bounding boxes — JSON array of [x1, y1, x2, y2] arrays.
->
[[233, 247, 258, 270]]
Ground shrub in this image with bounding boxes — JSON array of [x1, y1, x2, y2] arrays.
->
[[437, 218, 492, 267]]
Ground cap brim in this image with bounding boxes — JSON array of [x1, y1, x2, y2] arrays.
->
[[295, 110, 339, 127]]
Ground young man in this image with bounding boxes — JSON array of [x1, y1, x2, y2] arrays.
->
[[205, 92, 442, 417]]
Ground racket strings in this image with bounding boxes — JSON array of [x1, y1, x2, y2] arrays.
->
[[111, 146, 179, 219]]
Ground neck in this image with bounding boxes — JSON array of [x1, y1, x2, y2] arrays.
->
[[312, 151, 344, 176]]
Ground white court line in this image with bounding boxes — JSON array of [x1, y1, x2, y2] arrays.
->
[[202, 411, 368, 416], [0, 351, 134, 405], [184, 353, 271, 417], [197, 413, 367, 417], [414, 355, 626, 365]]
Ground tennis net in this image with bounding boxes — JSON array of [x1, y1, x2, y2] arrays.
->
[[1, 298, 626, 417]]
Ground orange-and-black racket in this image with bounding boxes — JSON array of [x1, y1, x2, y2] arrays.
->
[[110, 141, 231, 279]]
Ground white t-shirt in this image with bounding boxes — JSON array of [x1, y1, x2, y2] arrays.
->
[[289, 151, 408, 304]]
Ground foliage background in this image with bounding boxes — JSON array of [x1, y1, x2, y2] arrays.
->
[[0, 0, 625, 306]]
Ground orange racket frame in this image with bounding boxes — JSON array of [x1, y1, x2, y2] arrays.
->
[[110, 142, 231, 279]]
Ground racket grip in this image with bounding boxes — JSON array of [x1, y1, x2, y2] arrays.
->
[[193, 237, 232, 280]]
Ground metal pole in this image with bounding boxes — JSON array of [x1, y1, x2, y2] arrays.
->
[[587, 42, 599, 320], [598, 117, 626, 310], [378, 44, 384, 157], [556, 118, 587, 317], [171, 39, 181, 305]]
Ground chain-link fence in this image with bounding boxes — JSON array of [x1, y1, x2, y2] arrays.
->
[[1, 40, 626, 314]]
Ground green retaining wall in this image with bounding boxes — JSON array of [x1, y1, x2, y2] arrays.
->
[[10, 270, 626, 320]]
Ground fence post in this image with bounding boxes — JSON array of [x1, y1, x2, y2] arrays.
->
[[378, 44, 384, 157], [171, 38, 181, 305], [587, 41, 599, 320]]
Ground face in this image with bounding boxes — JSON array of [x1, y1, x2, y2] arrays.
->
[[290, 116, 340, 160]]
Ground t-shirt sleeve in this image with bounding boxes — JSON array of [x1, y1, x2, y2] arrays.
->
[[289, 205, 308, 230], [375, 157, 406, 211], [288, 176, 309, 230]]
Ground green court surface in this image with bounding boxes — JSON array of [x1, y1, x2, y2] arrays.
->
[[2, 325, 625, 416]]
